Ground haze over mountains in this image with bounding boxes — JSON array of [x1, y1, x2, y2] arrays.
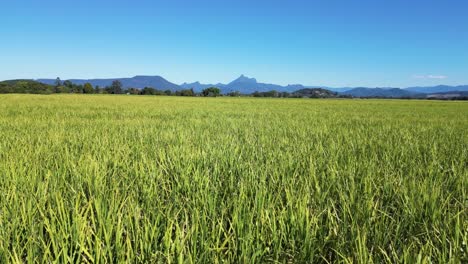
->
[[36, 75, 468, 97]]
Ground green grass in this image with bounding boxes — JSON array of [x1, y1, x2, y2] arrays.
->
[[0, 94, 467, 263]]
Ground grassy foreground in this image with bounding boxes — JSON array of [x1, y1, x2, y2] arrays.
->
[[0, 94, 466, 263]]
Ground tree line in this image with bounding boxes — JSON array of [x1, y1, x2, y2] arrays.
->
[[0, 78, 223, 97], [0, 79, 344, 98]]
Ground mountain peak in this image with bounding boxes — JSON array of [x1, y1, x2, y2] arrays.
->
[[230, 75, 257, 84]]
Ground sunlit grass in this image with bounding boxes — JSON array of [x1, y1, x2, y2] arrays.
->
[[0, 94, 466, 263]]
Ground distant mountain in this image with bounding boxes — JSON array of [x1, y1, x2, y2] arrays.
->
[[182, 75, 306, 94], [326, 87, 353, 93], [37, 76, 181, 91], [405, 85, 468, 94], [319, 85, 468, 95], [180, 81, 225, 92], [229, 75, 257, 85], [342, 87, 424, 98]]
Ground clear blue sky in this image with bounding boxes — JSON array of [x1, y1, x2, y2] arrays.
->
[[1, 0, 467, 87]]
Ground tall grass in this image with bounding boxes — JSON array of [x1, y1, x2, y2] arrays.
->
[[0, 94, 466, 263]]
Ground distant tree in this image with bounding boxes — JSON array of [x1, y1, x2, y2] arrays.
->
[[141, 87, 155, 95], [104, 85, 112, 94], [72, 84, 83, 93], [83, 83, 94, 94], [63, 80, 73, 88], [0, 83, 12, 93], [269, 90, 279, 97], [185, 88, 195, 96], [164, 90, 172, 96], [57, 86, 69, 93], [0, 80, 54, 94], [251, 90, 280, 97], [55, 86, 64, 93], [227, 91, 241, 97], [110, 80, 123, 94], [94, 85, 101, 94], [176, 89, 195, 96], [202, 87, 221, 97], [54, 77, 62, 93], [127, 87, 141, 95]]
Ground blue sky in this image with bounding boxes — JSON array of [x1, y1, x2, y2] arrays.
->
[[1, 0, 467, 87]]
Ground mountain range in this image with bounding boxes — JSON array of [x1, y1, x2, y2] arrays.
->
[[35, 75, 468, 97], [405, 85, 468, 94], [181, 75, 306, 94], [37, 76, 180, 91], [341, 88, 425, 98]]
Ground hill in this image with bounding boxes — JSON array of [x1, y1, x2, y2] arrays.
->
[[0, 79, 54, 94]]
